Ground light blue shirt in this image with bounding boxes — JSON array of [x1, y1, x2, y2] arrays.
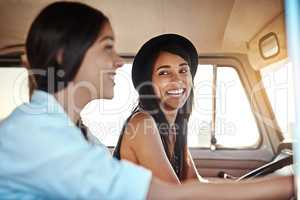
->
[[0, 90, 152, 200]]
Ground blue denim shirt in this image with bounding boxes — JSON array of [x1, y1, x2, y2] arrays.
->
[[0, 90, 151, 200]]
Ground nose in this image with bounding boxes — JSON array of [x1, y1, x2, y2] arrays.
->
[[113, 53, 124, 69], [170, 71, 185, 87], [171, 71, 181, 82]]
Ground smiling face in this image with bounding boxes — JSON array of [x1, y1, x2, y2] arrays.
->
[[73, 22, 124, 99], [152, 51, 193, 111]]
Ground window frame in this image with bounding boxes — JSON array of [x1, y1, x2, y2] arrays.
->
[[193, 55, 282, 154], [191, 63, 262, 150], [215, 65, 261, 149]]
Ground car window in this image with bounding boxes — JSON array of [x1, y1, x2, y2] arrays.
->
[[0, 67, 29, 120], [188, 65, 260, 148]]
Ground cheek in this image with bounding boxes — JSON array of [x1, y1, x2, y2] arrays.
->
[[94, 53, 104, 68], [152, 77, 167, 98], [96, 60, 105, 78], [81, 52, 100, 78], [184, 74, 193, 87], [95, 56, 110, 81], [186, 77, 193, 97]]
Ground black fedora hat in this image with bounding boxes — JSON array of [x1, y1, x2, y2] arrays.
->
[[131, 34, 198, 89]]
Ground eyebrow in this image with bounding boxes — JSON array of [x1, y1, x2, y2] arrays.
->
[[156, 62, 188, 71], [99, 36, 115, 42]]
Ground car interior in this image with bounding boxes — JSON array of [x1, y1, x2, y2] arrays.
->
[[0, 0, 295, 190]]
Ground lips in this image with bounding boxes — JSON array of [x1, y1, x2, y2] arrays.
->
[[166, 88, 186, 96]]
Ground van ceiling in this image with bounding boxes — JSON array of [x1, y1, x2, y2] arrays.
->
[[0, 0, 283, 55]]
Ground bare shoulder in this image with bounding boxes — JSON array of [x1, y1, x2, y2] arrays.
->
[[123, 111, 160, 148], [130, 111, 154, 124], [122, 112, 180, 184], [118, 111, 156, 162], [126, 111, 156, 133]]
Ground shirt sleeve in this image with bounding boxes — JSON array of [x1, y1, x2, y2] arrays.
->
[[50, 143, 153, 200], [2, 123, 152, 200]]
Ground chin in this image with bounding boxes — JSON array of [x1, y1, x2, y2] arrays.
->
[[162, 102, 181, 111], [164, 99, 186, 109]]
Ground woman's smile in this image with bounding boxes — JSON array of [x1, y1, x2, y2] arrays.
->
[[166, 88, 186, 97]]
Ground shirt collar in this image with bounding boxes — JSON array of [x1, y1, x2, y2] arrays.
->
[[25, 90, 75, 126]]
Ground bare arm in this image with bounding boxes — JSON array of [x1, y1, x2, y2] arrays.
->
[[121, 112, 180, 184], [185, 149, 208, 182], [147, 175, 294, 200]]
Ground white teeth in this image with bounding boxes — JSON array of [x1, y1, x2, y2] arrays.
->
[[167, 89, 184, 95]]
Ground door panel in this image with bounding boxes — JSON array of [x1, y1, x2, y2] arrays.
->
[[193, 158, 267, 178]]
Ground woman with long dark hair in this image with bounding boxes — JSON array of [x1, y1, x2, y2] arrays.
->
[[113, 34, 203, 183]]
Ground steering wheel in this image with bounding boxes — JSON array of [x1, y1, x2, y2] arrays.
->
[[237, 149, 293, 181]]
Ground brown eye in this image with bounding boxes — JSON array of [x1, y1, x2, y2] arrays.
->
[[158, 70, 169, 76], [180, 68, 189, 73], [104, 45, 113, 52]]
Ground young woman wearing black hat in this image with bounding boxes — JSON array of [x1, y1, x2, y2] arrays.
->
[[113, 34, 201, 183]]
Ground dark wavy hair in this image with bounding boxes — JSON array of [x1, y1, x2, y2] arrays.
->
[[26, 1, 108, 93]]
